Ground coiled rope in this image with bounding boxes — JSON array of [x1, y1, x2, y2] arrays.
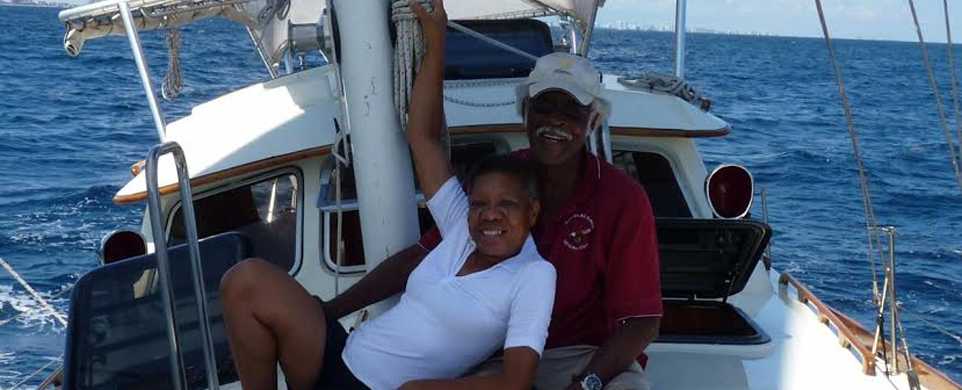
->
[[161, 28, 184, 101], [906, 0, 962, 194], [391, 0, 432, 130], [617, 74, 703, 106], [813, 0, 886, 304]]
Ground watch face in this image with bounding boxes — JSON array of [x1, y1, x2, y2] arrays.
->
[[582, 374, 603, 390]]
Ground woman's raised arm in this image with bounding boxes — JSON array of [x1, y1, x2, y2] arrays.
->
[[407, 0, 452, 200]]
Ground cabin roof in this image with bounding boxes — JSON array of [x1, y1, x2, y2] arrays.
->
[[115, 66, 729, 204]]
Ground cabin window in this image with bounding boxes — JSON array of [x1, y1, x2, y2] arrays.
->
[[319, 141, 502, 273], [445, 19, 554, 80], [612, 151, 692, 218], [168, 170, 301, 272]]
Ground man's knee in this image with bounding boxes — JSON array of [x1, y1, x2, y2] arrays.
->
[[220, 257, 277, 303]]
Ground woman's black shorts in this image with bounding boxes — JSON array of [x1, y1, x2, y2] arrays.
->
[[312, 310, 370, 390]]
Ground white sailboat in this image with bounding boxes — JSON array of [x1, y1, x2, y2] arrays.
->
[[31, 0, 962, 389]]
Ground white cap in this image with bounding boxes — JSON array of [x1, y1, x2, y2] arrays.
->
[[522, 52, 603, 105]]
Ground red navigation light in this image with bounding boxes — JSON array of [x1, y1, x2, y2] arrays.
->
[[706, 165, 754, 219], [98, 230, 147, 265]]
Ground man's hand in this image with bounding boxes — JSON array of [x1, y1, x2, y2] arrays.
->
[[410, 0, 447, 51], [575, 316, 661, 385]]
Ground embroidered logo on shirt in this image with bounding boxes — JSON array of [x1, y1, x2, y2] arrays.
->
[[562, 213, 595, 251]]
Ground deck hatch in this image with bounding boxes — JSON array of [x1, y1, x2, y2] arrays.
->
[[657, 218, 771, 300]]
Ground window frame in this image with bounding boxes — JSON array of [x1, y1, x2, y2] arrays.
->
[[165, 167, 305, 275]]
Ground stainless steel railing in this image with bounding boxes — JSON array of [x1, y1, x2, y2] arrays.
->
[[145, 142, 220, 390]]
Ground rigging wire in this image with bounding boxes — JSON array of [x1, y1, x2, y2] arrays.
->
[[901, 305, 962, 346], [7, 355, 63, 390], [906, 0, 962, 194], [813, 0, 885, 305], [941, 0, 962, 161]]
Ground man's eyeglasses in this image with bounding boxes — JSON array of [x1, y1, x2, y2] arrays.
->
[[527, 97, 591, 122]]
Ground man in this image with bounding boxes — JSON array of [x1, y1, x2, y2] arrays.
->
[[324, 50, 662, 390]]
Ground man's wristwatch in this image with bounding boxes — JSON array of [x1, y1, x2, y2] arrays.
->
[[575, 373, 603, 390]]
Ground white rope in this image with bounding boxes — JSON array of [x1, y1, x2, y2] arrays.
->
[[0, 257, 67, 327], [617, 74, 702, 105], [391, 0, 432, 130], [906, 0, 962, 194], [7, 355, 62, 390], [813, 0, 886, 305], [0, 287, 72, 326], [161, 28, 184, 101]]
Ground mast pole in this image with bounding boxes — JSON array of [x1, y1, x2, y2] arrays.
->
[[673, 0, 687, 78], [332, 0, 420, 312]]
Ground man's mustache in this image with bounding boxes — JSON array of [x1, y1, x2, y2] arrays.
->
[[535, 126, 573, 141]]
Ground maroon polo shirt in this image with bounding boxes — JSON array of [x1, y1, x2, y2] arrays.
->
[[419, 150, 662, 365]]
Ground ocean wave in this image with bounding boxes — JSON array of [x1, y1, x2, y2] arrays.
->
[[0, 284, 69, 331]]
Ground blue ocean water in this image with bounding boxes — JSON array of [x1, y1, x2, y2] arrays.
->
[[0, 5, 960, 387]]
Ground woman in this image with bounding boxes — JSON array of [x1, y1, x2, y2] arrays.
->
[[219, 1, 556, 389]]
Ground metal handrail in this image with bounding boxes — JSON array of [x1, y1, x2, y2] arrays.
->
[[146, 142, 220, 390]]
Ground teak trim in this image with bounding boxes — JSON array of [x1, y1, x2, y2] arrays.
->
[[832, 307, 962, 390], [779, 272, 876, 375], [113, 146, 332, 204]]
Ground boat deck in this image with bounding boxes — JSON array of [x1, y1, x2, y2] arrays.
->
[[647, 270, 929, 390]]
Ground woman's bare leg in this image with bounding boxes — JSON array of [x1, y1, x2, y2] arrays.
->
[[221, 258, 328, 390]]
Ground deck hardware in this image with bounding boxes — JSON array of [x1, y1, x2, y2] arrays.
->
[[867, 226, 919, 388], [146, 142, 220, 390]]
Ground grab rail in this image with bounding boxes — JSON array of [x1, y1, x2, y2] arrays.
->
[[146, 142, 220, 390], [778, 272, 876, 375]]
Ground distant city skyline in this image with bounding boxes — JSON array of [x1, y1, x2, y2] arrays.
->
[[596, 0, 962, 43]]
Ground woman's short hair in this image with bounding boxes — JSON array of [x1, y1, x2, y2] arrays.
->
[[467, 154, 539, 200]]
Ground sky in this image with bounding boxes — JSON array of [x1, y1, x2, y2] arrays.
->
[[44, 0, 962, 43], [594, 0, 962, 43]]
